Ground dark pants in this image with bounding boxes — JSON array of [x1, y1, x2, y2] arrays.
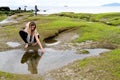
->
[[19, 30, 39, 43]]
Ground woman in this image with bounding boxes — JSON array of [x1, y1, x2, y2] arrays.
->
[[19, 22, 45, 53]]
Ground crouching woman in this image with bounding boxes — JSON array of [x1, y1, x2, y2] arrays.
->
[[19, 22, 45, 53]]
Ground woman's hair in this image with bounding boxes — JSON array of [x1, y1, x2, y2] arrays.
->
[[29, 22, 36, 29], [27, 22, 37, 35]]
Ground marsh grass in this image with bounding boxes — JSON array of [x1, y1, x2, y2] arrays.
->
[[76, 22, 120, 44], [0, 12, 120, 50], [56, 12, 120, 26], [0, 12, 120, 80]]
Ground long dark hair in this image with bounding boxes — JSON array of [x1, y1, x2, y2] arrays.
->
[[29, 22, 36, 30], [28, 22, 37, 35]]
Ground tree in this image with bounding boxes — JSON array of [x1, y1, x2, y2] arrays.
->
[[24, 6, 27, 11], [0, 7, 10, 11], [18, 7, 21, 11]]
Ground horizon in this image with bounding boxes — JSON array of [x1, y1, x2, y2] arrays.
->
[[1, 0, 120, 10], [1, 4, 120, 10]]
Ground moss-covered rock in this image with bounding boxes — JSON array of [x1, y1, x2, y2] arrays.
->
[[76, 49, 89, 54]]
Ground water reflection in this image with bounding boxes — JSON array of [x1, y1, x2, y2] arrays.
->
[[0, 48, 110, 74], [21, 48, 43, 74]]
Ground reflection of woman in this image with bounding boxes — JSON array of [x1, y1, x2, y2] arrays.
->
[[19, 22, 45, 53], [21, 50, 43, 74]]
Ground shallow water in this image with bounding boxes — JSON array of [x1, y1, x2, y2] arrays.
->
[[0, 48, 110, 75], [45, 39, 60, 46]]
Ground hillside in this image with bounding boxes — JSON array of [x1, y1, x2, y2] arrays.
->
[[102, 3, 120, 6]]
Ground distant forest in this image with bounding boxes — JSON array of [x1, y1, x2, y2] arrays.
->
[[0, 6, 32, 16]]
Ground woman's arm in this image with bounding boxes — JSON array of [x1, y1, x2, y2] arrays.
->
[[34, 32, 45, 53]]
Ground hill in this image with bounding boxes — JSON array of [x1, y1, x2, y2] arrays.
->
[[102, 3, 120, 6]]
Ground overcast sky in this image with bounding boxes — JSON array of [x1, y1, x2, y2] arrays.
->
[[0, 0, 120, 8]]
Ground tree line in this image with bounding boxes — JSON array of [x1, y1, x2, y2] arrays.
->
[[0, 6, 32, 16]]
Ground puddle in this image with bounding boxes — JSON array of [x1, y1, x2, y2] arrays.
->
[[45, 38, 57, 44], [55, 32, 79, 43], [45, 39, 60, 46], [44, 31, 79, 47], [0, 28, 110, 75], [0, 48, 110, 75], [6, 42, 21, 48], [45, 41, 60, 46]]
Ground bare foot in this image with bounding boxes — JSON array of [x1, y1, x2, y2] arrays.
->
[[25, 43, 28, 48], [32, 43, 37, 46]]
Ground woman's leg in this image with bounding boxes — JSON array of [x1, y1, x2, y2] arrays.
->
[[34, 35, 39, 43], [19, 30, 29, 48], [32, 35, 39, 46], [19, 30, 28, 43]]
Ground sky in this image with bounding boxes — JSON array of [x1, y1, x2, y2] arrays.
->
[[0, 0, 120, 9]]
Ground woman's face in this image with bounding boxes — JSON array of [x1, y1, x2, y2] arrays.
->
[[31, 25, 36, 31]]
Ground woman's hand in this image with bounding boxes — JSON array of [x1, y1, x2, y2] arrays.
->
[[41, 48, 45, 53], [34, 32, 45, 53]]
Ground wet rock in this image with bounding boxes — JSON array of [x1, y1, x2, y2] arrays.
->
[[76, 49, 89, 54], [0, 76, 6, 80]]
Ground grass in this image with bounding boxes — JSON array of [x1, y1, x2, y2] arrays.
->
[[38, 20, 120, 48], [93, 12, 120, 20], [0, 14, 7, 21], [0, 12, 120, 80], [0, 71, 43, 80], [76, 22, 120, 44], [56, 12, 120, 26], [50, 49, 120, 80], [39, 13, 120, 47], [109, 18, 120, 26], [55, 12, 92, 21], [0, 26, 20, 42], [0, 12, 120, 50], [77, 49, 120, 80]]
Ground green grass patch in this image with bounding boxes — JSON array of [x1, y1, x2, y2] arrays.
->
[[0, 26, 20, 42], [37, 20, 81, 39], [77, 49, 120, 79], [55, 12, 92, 21], [75, 22, 120, 44], [55, 12, 120, 26], [92, 12, 120, 21], [109, 18, 120, 26], [0, 12, 120, 47], [0, 71, 43, 80], [0, 14, 7, 21]]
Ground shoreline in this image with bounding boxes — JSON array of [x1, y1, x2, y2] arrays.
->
[[36, 6, 120, 14]]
